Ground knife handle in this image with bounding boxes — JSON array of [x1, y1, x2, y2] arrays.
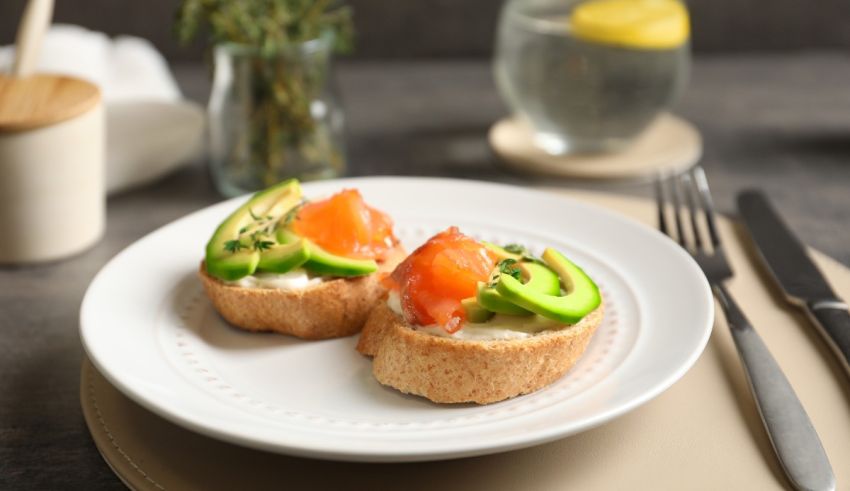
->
[[806, 301, 850, 375], [715, 284, 835, 491]]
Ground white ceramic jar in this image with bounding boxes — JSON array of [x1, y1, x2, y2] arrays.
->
[[0, 73, 104, 262]]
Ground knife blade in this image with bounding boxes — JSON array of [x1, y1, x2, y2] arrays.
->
[[738, 189, 850, 375]]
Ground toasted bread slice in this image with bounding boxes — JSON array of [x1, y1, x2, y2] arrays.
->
[[357, 301, 604, 404], [198, 247, 405, 340]]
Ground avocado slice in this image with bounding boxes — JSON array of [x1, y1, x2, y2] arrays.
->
[[461, 297, 494, 323], [483, 242, 522, 261], [277, 229, 378, 277], [205, 180, 302, 281], [495, 248, 601, 324], [303, 244, 379, 276], [256, 239, 311, 273], [477, 261, 561, 315], [477, 285, 530, 315]]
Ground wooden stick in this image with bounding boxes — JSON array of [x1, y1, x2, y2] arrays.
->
[[12, 0, 54, 78]]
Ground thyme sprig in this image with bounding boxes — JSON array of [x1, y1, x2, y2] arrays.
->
[[223, 239, 247, 253], [489, 258, 522, 286], [222, 203, 303, 254], [253, 239, 276, 250], [499, 259, 522, 280], [503, 244, 528, 255], [175, 0, 353, 55], [281, 201, 306, 227]]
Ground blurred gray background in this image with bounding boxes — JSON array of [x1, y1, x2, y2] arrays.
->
[[2, 0, 850, 58]]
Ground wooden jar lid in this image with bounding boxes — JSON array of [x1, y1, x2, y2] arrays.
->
[[0, 74, 101, 131]]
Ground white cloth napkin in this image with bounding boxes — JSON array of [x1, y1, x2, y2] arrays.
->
[[0, 24, 181, 102], [0, 24, 204, 195]]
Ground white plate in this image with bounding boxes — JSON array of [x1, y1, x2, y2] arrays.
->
[[80, 177, 713, 462]]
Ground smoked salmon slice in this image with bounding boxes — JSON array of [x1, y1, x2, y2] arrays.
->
[[293, 189, 398, 260], [386, 227, 497, 332]]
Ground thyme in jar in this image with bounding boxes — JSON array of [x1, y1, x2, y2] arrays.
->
[[175, 0, 353, 55], [175, 0, 354, 185]]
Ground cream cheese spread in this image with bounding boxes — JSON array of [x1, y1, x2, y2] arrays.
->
[[386, 292, 564, 340], [227, 268, 323, 290]]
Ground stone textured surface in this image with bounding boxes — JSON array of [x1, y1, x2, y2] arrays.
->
[[1, 55, 849, 488]]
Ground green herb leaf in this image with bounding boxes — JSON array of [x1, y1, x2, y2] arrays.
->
[[498, 258, 522, 280], [281, 202, 305, 228], [223, 239, 246, 253], [253, 240, 276, 251], [503, 243, 528, 255]]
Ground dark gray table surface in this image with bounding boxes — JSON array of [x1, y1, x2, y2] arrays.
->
[[2, 54, 849, 490]]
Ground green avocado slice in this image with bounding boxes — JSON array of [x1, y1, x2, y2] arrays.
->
[[303, 244, 378, 276], [461, 297, 494, 323], [205, 180, 302, 281], [206, 250, 261, 282], [277, 229, 378, 277], [256, 239, 311, 273], [477, 261, 561, 315], [477, 285, 530, 315], [483, 242, 522, 261], [495, 248, 601, 324]]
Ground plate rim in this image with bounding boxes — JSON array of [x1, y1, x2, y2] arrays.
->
[[80, 176, 714, 462]]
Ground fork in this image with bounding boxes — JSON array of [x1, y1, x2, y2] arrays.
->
[[655, 167, 834, 491]]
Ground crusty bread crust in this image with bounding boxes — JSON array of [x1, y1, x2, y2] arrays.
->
[[357, 302, 604, 404], [198, 247, 404, 340]]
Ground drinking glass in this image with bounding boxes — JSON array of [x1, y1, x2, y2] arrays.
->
[[494, 0, 691, 154]]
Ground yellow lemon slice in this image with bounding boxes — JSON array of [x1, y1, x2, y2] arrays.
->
[[570, 0, 690, 50]]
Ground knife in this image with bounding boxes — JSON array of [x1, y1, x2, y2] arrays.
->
[[738, 190, 850, 375]]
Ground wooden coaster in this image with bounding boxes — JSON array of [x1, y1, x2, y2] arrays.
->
[[80, 191, 850, 490], [490, 113, 702, 181]]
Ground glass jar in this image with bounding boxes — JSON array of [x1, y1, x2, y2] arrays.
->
[[208, 34, 346, 197], [494, 0, 691, 154]]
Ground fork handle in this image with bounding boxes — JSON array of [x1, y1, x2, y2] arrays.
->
[[714, 284, 835, 491]]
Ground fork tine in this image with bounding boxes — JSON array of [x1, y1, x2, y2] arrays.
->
[[669, 174, 687, 248], [692, 166, 722, 248], [679, 172, 704, 252], [653, 175, 669, 236]]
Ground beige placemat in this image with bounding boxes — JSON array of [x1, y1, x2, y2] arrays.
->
[[80, 191, 850, 491], [490, 113, 702, 181]]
